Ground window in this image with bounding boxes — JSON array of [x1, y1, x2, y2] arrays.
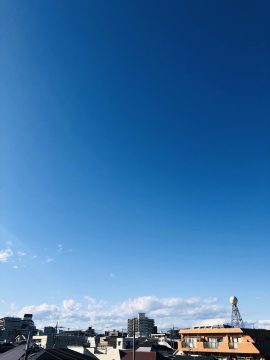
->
[[185, 337, 198, 348], [233, 337, 242, 343], [209, 337, 223, 342]]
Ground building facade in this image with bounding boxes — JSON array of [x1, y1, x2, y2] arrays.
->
[[178, 325, 270, 360], [0, 317, 22, 342], [33, 333, 87, 349], [0, 314, 36, 342], [44, 327, 56, 336], [127, 313, 156, 337]]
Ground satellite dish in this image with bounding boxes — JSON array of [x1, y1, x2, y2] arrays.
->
[[230, 296, 238, 305]]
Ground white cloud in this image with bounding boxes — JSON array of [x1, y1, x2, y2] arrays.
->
[[45, 257, 54, 263], [17, 251, 27, 256], [15, 296, 228, 331], [0, 248, 13, 262], [19, 303, 59, 320], [91, 296, 228, 330], [15, 296, 270, 332], [18, 300, 87, 329], [85, 297, 107, 310], [13, 265, 19, 269], [246, 320, 270, 330]]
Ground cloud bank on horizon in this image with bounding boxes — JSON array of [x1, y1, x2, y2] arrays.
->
[[3, 296, 269, 332]]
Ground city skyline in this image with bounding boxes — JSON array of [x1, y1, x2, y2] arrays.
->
[[1, 1, 269, 332]]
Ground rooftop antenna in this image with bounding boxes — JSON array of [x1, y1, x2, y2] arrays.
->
[[230, 296, 244, 328]]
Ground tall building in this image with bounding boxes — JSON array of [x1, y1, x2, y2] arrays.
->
[[21, 314, 35, 337], [0, 317, 22, 342], [0, 314, 36, 342], [127, 313, 155, 337]]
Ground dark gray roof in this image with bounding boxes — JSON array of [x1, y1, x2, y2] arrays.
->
[[175, 356, 217, 360], [32, 348, 98, 360], [0, 344, 15, 354], [0, 345, 25, 360]]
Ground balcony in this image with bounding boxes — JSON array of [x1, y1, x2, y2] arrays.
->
[[203, 342, 219, 349], [181, 341, 197, 348]]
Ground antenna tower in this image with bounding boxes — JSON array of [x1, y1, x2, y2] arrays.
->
[[230, 296, 244, 328]]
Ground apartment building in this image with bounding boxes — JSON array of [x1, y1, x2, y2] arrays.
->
[[0, 314, 36, 342], [178, 325, 270, 360], [127, 313, 156, 337]]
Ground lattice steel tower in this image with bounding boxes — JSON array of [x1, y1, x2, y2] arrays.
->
[[230, 296, 244, 328]]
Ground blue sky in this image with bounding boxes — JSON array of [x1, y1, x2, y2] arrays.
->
[[1, 0, 270, 330]]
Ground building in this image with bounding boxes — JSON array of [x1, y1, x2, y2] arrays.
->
[[116, 337, 142, 350], [0, 317, 22, 342], [0, 315, 36, 343], [178, 324, 270, 360], [20, 314, 35, 337], [104, 330, 125, 337], [33, 333, 87, 349], [44, 327, 56, 336], [120, 344, 173, 360], [127, 313, 156, 337], [86, 327, 96, 337], [150, 333, 179, 350]]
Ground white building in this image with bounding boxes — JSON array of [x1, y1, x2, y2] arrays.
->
[[127, 313, 156, 337]]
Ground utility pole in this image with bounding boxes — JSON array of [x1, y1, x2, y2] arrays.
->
[[24, 330, 31, 360], [53, 322, 58, 348], [133, 319, 136, 360]]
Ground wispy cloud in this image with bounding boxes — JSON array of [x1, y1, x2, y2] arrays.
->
[[0, 225, 66, 267], [0, 248, 13, 262], [0, 225, 30, 265], [57, 244, 63, 253], [45, 257, 54, 263], [56, 244, 73, 255], [0, 224, 20, 248], [17, 251, 27, 257]]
